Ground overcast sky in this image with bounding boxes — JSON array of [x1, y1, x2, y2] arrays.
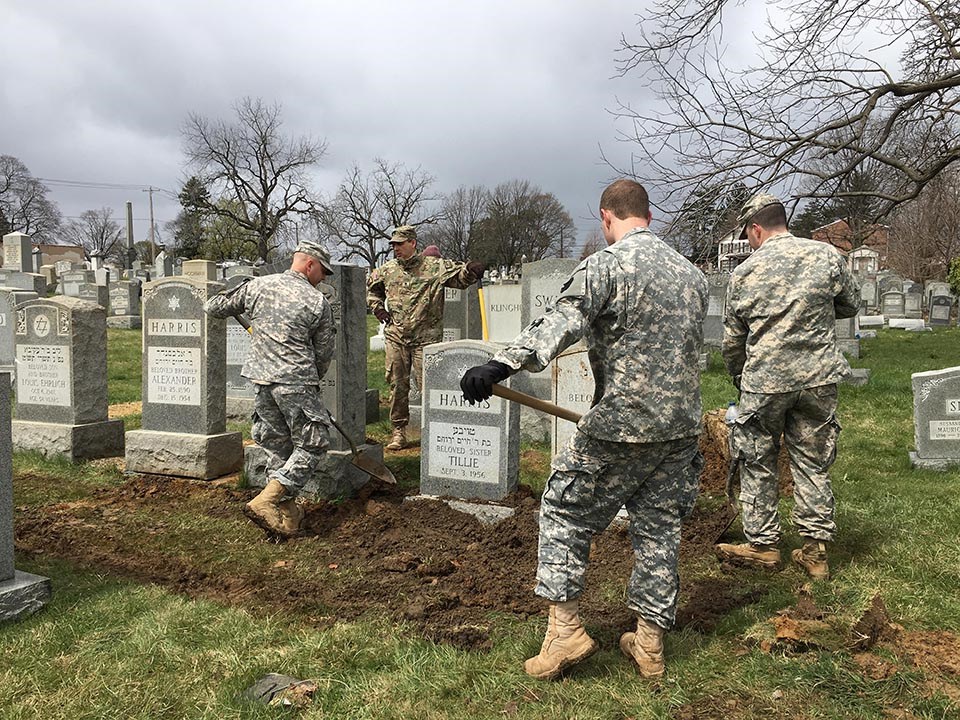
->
[[1, 0, 674, 254]]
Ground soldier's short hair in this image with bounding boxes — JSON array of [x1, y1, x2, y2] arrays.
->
[[751, 203, 788, 230], [599, 179, 650, 220]]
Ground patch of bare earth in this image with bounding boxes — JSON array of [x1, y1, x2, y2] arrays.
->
[[108, 401, 142, 419]]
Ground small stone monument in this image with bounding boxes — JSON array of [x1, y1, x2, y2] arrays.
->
[[835, 316, 860, 359], [482, 283, 522, 342], [910, 366, 960, 470], [860, 278, 878, 309], [702, 274, 729, 348], [1, 371, 52, 621], [125, 277, 243, 479], [551, 343, 594, 456], [2, 232, 33, 273], [223, 273, 256, 421], [154, 251, 173, 278], [11, 297, 124, 460], [107, 280, 142, 329], [419, 340, 519, 500], [0, 289, 38, 374], [881, 291, 905, 319], [928, 295, 953, 327], [182, 259, 218, 282], [904, 288, 923, 319], [60, 269, 96, 297], [442, 286, 482, 342], [76, 282, 109, 310]]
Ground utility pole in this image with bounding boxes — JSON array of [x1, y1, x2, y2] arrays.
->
[[142, 186, 156, 263], [125, 201, 135, 270]]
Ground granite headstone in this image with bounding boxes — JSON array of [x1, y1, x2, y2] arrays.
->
[[910, 366, 960, 470], [928, 295, 953, 327]]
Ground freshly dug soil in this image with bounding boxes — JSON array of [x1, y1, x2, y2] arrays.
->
[[15, 473, 756, 650], [700, 409, 794, 497]]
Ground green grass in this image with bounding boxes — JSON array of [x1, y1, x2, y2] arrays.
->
[[106, 328, 142, 404], [4, 325, 959, 718]]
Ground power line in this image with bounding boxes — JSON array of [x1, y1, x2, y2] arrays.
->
[[37, 177, 177, 199]]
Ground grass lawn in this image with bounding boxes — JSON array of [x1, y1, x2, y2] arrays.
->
[[2, 323, 959, 719]]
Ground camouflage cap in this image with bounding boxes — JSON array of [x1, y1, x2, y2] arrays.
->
[[737, 193, 783, 239], [390, 225, 417, 243], [295, 239, 334, 273]]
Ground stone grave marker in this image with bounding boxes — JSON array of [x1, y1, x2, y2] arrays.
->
[[0, 267, 46, 295], [551, 343, 594, 457], [0, 370, 52, 621], [928, 295, 953, 327], [224, 274, 255, 422], [910, 366, 960, 470], [860, 278, 878, 309], [124, 277, 242, 479], [154, 251, 173, 278], [2, 232, 33, 273], [94, 268, 110, 286], [881, 291, 905, 319], [0, 289, 37, 374], [835, 316, 860, 359], [482, 283, 522, 342], [107, 280, 141, 329], [60, 269, 96, 297], [38, 264, 57, 289], [877, 274, 903, 298], [182, 259, 218, 282], [419, 340, 519, 500], [905, 287, 923, 319], [702, 274, 728, 348], [926, 282, 953, 308], [442, 286, 482, 342], [76, 282, 109, 310], [519, 258, 579, 440], [11, 297, 124, 460], [243, 264, 384, 499]]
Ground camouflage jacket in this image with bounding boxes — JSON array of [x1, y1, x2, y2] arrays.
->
[[722, 231, 861, 393], [366, 254, 479, 345], [203, 269, 335, 385], [494, 228, 708, 443]]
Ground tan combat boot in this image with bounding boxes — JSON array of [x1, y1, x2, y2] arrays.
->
[[244, 479, 295, 538], [715, 542, 782, 569], [620, 617, 665, 678], [386, 426, 407, 451], [277, 498, 305, 537], [791, 538, 830, 580], [524, 600, 599, 680]]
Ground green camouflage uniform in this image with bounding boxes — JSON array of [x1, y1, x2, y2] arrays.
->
[[204, 269, 336, 495], [494, 227, 708, 629], [722, 231, 860, 546], [367, 254, 479, 428]]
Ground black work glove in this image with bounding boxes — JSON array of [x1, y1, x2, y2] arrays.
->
[[460, 361, 512, 404], [374, 307, 391, 324], [466, 260, 486, 278]]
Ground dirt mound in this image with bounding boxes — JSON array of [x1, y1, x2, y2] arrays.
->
[[16, 475, 735, 650], [700, 408, 794, 498]]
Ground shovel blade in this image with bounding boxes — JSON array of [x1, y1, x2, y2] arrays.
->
[[351, 454, 397, 485]]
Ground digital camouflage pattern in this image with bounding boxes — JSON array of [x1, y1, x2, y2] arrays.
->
[[732, 386, 840, 545], [537, 431, 702, 629], [253, 384, 332, 494], [494, 227, 709, 443], [366, 254, 481, 345], [722, 231, 860, 393], [384, 341, 423, 428], [204, 269, 335, 385], [736, 193, 782, 238]]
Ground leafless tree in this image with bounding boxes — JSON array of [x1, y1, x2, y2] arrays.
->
[[418, 185, 488, 261], [64, 207, 124, 263], [471, 180, 576, 269], [0, 155, 62, 242], [182, 97, 326, 261], [611, 0, 960, 223], [315, 158, 437, 270], [887, 166, 960, 281], [579, 229, 605, 260]]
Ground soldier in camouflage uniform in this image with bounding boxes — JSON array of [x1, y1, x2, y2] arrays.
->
[[367, 225, 485, 450], [461, 180, 708, 680], [716, 193, 860, 580], [204, 240, 336, 538]]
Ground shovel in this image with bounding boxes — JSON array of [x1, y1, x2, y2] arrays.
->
[[234, 314, 396, 485]]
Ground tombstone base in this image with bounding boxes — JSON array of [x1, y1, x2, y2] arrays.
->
[[244, 442, 385, 500], [404, 495, 516, 526], [837, 339, 860, 359], [0, 570, 52, 622], [106, 315, 142, 329], [842, 368, 871, 387], [226, 397, 255, 423], [124, 430, 243, 480], [11, 419, 125, 461], [908, 452, 960, 472]]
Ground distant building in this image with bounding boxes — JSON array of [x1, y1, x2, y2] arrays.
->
[[716, 230, 751, 272], [36, 243, 85, 269], [810, 219, 889, 267]]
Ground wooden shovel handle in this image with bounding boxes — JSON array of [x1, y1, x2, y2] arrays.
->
[[492, 384, 582, 424]]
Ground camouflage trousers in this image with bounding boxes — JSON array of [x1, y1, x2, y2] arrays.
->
[[732, 384, 840, 546], [252, 383, 331, 496], [385, 340, 424, 429], [536, 430, 702, 630]]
